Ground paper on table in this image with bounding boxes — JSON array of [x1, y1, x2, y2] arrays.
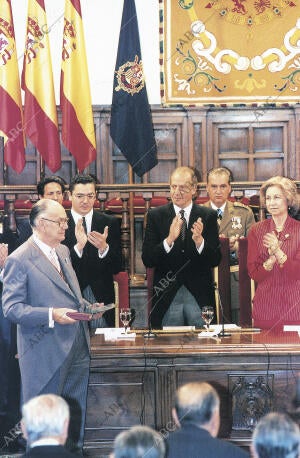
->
[[198, 325, 222, 338], [95, 327, 136, 340], [283, 325, 300, 332], [210, 324, 241, 331]]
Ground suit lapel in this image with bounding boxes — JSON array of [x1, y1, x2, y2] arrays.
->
[[28, 239, 77, 299], [56, 247, 82, 299]]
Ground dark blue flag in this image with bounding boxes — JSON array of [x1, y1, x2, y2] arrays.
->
[[110, 0, 158, 177]]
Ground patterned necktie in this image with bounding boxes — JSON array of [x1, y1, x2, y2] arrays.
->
[[82, 216, 87, 234], [49, 249, 62, 274], [217, 208, 223, 220], [179, 209, 187, 242]]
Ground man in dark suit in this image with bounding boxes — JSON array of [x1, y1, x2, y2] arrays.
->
[[2, 199, 102, 453], [251, 412, 300, 458], [21, 394, 76, 457], [63, 174, 122, 328], [166, 382, 249, 458], [142, 166, 221, 329]]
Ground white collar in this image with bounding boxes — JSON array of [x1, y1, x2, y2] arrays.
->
[[210, 202, 226, 213], [71, 208, 93, 230], [173, 202, 193, 221], [30, 438, 61, 448], [32, 233, 54, 257]]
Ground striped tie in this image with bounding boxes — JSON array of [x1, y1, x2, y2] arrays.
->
[[217, 208, 223, 220], [49, 249, 62, 273]]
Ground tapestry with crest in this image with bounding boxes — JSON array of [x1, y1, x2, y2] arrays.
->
[[160, 0, 300, 105]]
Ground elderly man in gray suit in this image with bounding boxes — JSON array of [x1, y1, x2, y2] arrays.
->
[[2, 199, 103, 454]]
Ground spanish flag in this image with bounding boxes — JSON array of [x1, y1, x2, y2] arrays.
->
[[22, 0, 61, 172], [60, 0, 96, 171], [0, 0, 25, 173]]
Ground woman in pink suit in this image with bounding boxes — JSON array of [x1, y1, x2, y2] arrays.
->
[[247, 176, 300, 331]]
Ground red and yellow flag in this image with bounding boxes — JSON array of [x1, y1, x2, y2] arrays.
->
[[0, 0, 25, 173], [60, 0, 96, 172], [22, 0, 60, 172]]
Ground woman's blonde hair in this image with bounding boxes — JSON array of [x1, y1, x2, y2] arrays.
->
[[260, 176, 299, 216]]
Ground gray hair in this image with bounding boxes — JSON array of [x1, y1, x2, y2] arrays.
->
[[22, 394, 69, 444], [252, 412, 300, 458], [113, 425, 165, 458], [175, 382, 220, 426], [260, 176, 299, 216]]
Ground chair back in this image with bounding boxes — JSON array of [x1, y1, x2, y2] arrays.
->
[[238, 237, 253, 327]]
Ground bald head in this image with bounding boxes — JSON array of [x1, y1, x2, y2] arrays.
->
[[174, 382, 220, 430], [29, 199, 68, 248]]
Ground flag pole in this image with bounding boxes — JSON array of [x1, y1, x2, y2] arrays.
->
[[129, 164, 135, 279]]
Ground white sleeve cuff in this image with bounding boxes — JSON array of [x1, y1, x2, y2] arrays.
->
[[197, 239, 205, 254], [163, 239, 173, 253], [49, 307, 55, 328]]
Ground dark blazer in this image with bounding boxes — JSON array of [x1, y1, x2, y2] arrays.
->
[[63, 210, 122, 326], [22, 445, 76, 457], [166, 424, 249, 458], [142, 203, 221, 328]]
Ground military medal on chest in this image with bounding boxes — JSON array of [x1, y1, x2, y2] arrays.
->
[[231, 216, 242, 230]]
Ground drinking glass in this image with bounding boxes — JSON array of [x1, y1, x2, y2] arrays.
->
[[201, 306, 214, 330], [119, 308, 132, 334]]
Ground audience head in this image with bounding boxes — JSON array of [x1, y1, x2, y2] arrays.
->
[[260, 176, 299, 217], [111, 425, 165, 458], [69, 174, 97, 216], [169, 166, 198, 209], [252, 412, 300, 458], [173, 382, 220, 437], [37, 176, 66, 204], [21, 394, 70, 446], [206, 167, 233, 208], [30, 199, 68, 247]]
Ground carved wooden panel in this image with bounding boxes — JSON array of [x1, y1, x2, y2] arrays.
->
[[1, 106, 299, 186]]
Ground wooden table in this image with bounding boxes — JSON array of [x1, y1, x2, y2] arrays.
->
[[84, 329, 300, 457]]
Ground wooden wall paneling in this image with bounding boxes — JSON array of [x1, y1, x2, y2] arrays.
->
[[97, 108, 111, 184], [206, 107, 296, 183], [188, 108, 208, 181], [149, 108, 189, 182]]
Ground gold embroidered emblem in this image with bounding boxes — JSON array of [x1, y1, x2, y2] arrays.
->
[[115, 55, 145, 95]]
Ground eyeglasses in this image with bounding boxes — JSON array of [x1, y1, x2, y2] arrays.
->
[[73, 193, 96, 200], [41, 217, 69, 228]]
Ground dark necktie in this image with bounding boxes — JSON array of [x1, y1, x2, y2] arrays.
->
[[217, 208, 223, 220], [82, 216, 87, 234], [179, 209, 187, 242]]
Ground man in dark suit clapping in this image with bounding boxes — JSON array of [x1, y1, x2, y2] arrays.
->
[[142, 166, 221, 329], [63, 174, 122, 327]]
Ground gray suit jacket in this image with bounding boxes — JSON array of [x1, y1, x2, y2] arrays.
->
[[2, 237, 90, 402]]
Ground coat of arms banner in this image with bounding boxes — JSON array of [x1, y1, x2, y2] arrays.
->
[[160, 0, 300, 106]]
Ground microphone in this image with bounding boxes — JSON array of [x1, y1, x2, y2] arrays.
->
[[213, 282, 231, 337], [144, 300, 158, 338]]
